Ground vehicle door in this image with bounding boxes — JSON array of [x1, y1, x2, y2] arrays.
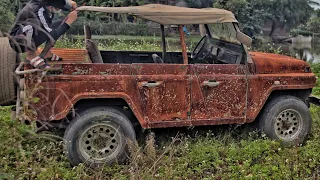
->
[[133, 64, 191, 123], [191, 64, 247, 122], [190, 23, 248, 123]]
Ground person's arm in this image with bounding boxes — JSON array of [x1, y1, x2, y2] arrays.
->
[[37, 7, 71, 41], [49, 23, 70, 41], [38, 10, 78, 59], [50, 10, 78, 40]]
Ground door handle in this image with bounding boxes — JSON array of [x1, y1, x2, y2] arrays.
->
[[59, 77, 71, 81], [202, 80, 220, 87], [142, 81, 161, 88]]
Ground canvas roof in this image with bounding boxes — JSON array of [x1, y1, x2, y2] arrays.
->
[[77, 4, 238, 25]]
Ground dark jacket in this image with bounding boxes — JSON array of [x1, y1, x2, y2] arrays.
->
[[10, 0, 70, 41]]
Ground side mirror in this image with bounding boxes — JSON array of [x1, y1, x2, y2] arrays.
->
[[236, 31, 252, 47]]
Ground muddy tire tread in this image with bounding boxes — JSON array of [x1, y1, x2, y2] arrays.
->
[[64, 106, 136, 167], [0, 37, 16, 106], [258, 95, 311, 146]]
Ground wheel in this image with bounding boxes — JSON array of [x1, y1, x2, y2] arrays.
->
[[0, 37, 17, 106], [64, 107, 136, 167], [258, 95, 312, 146]]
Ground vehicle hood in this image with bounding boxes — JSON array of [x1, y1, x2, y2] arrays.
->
[[249, 52, 311, 74]]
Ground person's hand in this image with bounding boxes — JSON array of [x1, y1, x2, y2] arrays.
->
[[69, 0, 77, 10], [65, 10, 78, 25]]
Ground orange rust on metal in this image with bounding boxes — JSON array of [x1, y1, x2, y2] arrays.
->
[[179, 26, 188, 64], [245, 52, 316, 122], [190, 64, 247, 121], [25, 48, 317, 129], [249, 52, 311, 74], [37, 48, 89, 63]]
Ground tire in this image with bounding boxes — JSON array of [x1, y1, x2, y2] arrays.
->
[[0, 37, 17, 106], [64, 106, 136, 167], [258, 95, 312, 146]]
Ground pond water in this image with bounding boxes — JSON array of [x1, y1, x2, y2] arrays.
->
[[253, 42, 320, 64]]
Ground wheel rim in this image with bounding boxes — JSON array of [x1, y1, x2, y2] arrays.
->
[[79, 123, 123, 162], [274, 109, 303, 141]]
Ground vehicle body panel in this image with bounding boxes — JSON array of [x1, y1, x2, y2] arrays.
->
[[190, 64, 247, 122], [25, 50, 317, 129], [250, 52, 311, 74], [29, 64, 147, 127], [245, 52, 316, 122], [132, 64, 191, 122]]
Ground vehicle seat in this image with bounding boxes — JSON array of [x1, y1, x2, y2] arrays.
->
[[152, 54, 164, 63], [84, 25, 103, 63]]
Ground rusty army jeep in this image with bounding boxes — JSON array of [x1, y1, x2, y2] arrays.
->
[[0, 4, 318, 166]]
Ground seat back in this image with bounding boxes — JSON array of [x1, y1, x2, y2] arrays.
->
[[84, 25, 104, 63], [152, 54, 164, 63]]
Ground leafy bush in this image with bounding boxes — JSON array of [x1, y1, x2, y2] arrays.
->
[[307, 17, 320, 33], [0, 0, 15, 33], [214, 0, 313, 37], [290, 28, 313, 37], [68, 20, 163, 36]]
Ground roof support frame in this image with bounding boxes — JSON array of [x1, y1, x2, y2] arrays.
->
[[160, 24, 167, 61], [179, 25, 188, 64]]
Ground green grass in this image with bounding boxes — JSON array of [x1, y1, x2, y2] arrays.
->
[[311, 64, 320, 96], [1, 105, 320, 179], [72, 34, 202, 43], [55, 35, 200, 52]]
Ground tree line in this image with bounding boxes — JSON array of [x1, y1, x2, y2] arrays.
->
[[0, 0, 318, 37]]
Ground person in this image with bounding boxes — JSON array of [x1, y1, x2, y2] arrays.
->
[[9, 0, 78, 69]]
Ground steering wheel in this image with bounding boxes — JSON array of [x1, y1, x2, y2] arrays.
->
[[191, 35, 211, 63]]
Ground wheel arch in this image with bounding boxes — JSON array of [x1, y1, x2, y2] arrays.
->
[[73, 98, 145, 129], [267, 89, 312, 103]]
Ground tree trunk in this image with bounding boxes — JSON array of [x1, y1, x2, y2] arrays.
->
[[269, 20, 276, 37]]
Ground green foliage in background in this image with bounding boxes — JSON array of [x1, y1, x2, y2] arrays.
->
[[291, 9, 320, 36], [182, 0, 214, 8], [214, 0, 313, 36], [0, 0, 316, 37], [69, 20, 162, 36], [54, 34, 199, 52], [307, 16, 320, 33], [0, 0, 15, 33]]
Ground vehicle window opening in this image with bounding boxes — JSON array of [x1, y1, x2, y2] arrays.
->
[[85, 17, 246, 65], [94, 18, 190, 65], [189, 23, 246, 65]]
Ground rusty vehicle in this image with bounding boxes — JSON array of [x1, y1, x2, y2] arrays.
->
[[0, 4, 318, 167]]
